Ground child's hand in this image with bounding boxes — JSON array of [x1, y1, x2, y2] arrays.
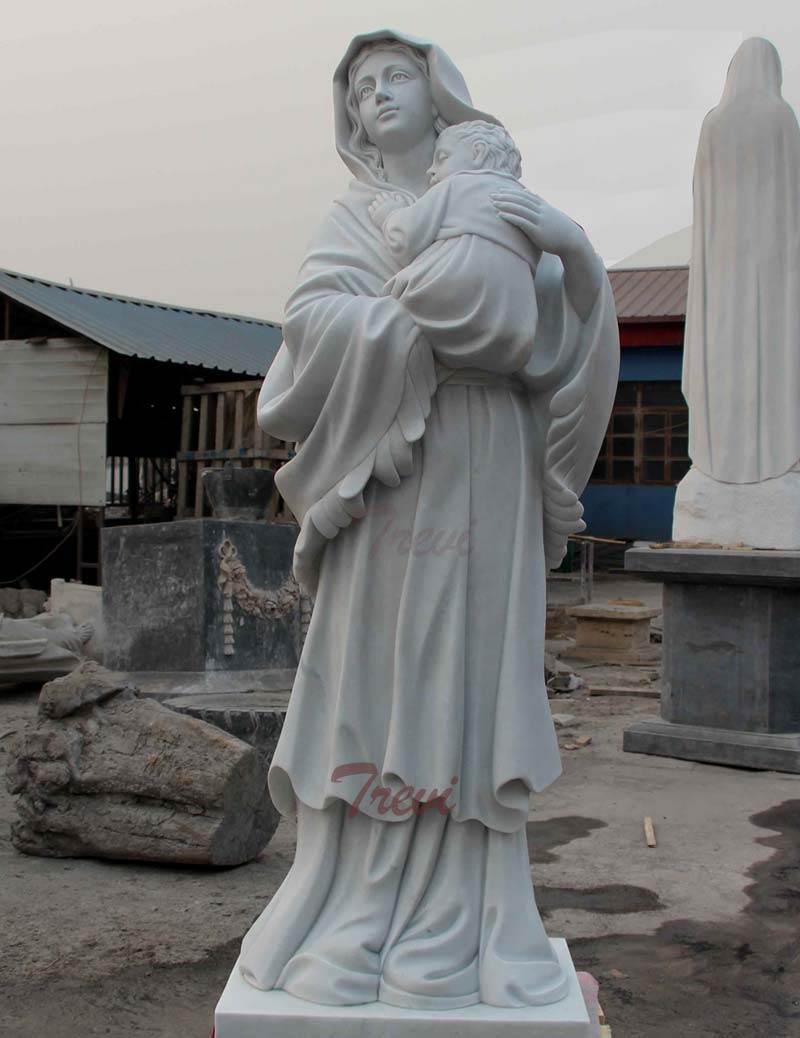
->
[[491, 189, 584, 258], [368, 191, 407, 228]]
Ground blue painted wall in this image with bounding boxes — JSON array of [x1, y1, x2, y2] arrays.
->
[[581, 483, 676, 542]]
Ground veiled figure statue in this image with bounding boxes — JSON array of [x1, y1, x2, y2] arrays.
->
[[239, 29, 618, 1010], [673, 36, 800, 547]]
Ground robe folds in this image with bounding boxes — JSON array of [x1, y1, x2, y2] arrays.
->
[[683, 37, 800, 484], [243, 25, 619, 1006], [256, 178, 619, 830]]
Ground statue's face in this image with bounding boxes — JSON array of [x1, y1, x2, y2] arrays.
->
[[353, 48, 434, 154], [427, 133, 478, 185]]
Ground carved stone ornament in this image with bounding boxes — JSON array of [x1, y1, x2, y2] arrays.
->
[[217, 538, 299, 656]]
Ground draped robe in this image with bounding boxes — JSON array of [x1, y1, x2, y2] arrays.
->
[[683, 37, 800, 483], [240, 28, 619, 1009], [256, 178, 618, 829]]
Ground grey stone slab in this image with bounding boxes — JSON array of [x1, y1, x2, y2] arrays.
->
[[102, 519, 301, 673], [105, 669, 295, 702], [625, 546, 800, 586], [624, 717, 800, 774]]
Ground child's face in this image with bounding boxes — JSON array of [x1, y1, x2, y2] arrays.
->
[[426, 133, 479, 185]]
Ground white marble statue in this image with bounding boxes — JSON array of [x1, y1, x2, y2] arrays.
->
[[0, 611, 94, 688], [674, 37, 800, 547], [240, 29, 618, 1010]]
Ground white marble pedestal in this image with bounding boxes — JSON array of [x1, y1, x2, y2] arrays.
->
[[215, 939, 593, 1037]]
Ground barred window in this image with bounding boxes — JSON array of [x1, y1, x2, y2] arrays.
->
[[591, 382, 690, 485]]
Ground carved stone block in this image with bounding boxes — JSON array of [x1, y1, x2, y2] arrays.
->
[[102, 519, 301, 676]]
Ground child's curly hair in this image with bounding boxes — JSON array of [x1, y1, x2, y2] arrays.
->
[[438, 120, 522, 179]]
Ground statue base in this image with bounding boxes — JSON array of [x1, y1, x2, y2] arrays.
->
[[214, 940, 593, 1037], [672, 465, 800, 548], [102, 519, 302, 677], [623, 718, 800, 773], [623, 546, 800, 773]]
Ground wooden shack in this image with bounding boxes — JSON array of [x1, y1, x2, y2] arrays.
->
[[0, 269, 285, 587]]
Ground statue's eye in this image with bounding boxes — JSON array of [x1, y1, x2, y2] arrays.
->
[[359, 84, 374, 100], [391, 70, 411, 83]]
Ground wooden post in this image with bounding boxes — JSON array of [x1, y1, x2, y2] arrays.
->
[[128, 455, 139, 520], [214, 392, 225, 468], [234, 390, 244, 453], [177, 395, 193, 518], [194, 394, 209, 517]]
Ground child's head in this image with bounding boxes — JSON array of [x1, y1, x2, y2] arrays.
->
[[427, 120, 522, 185]]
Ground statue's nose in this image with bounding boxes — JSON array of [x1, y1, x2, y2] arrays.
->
[[375, 85, 392, 103]]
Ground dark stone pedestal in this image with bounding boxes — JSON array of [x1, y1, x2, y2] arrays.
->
[[165, 691, 288, 771], [102, 520, 301, 699], [623, 547, 800, 773]]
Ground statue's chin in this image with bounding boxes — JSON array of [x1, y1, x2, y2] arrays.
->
[[367, 118, 430, 155]]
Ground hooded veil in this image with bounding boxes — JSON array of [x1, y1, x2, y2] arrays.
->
[[683, 37, 800, 483], [258, 28, 619, 595]]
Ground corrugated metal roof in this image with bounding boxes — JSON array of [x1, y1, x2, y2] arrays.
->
[[0, 268, 282, 376], [608, 266, 688, 322]]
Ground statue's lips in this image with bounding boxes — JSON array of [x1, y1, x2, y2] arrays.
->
[[377, 107, 399, 120]]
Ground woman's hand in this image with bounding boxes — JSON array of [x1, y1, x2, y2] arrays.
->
[[491, 189, 583, 258], [491, 188, 603, 323]]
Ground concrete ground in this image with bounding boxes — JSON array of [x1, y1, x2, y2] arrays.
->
[[1, 574, 799, 1037]]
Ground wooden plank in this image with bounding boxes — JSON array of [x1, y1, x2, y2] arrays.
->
[[181, 379, 261, 396], [177, 396, 193, 518], [214, 392, 226, 469], [0, 338, 107, 424], [177, 447, 292, 462], [194, 395, 210, 516], [253, 402, 265, 469], [0, 423, 105, 505], [644, 817, 657, 848], [588, 685, 660, 699], [233, 391, 244, 450]]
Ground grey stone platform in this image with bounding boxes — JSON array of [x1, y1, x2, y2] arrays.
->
[[106, 669, 295, 703], [623, 718, 800, 773], [624, 546, 800, 772], [215, 939, 592, 1038]]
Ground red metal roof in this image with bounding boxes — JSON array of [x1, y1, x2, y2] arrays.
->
[[608, 266, 688, 323]]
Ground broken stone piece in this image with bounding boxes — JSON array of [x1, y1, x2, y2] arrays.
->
[[548, 673, 584, 694], [6, 662, 278, 865]]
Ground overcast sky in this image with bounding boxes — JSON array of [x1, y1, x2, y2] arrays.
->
[[1, 1, 798, 320]]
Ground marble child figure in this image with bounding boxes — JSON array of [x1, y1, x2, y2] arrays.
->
[[239, 30, 619, 1012], [368, 120, 542, 371]]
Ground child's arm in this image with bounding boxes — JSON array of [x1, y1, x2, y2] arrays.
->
[[368, 191, 408, 228], [374, 183, 451, 266]]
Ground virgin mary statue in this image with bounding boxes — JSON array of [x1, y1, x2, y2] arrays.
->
[[239, 30, 619, 1010]]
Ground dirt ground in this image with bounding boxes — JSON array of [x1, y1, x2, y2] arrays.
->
[[2, 574, 799, 1037]]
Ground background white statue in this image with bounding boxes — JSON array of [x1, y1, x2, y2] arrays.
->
[[239, 29, 618, 1010], [674, 37, 800, 547]]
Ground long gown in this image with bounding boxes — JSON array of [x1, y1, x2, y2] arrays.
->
[[238, 28, 619, 1011], [683, 36, 800, 484]]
